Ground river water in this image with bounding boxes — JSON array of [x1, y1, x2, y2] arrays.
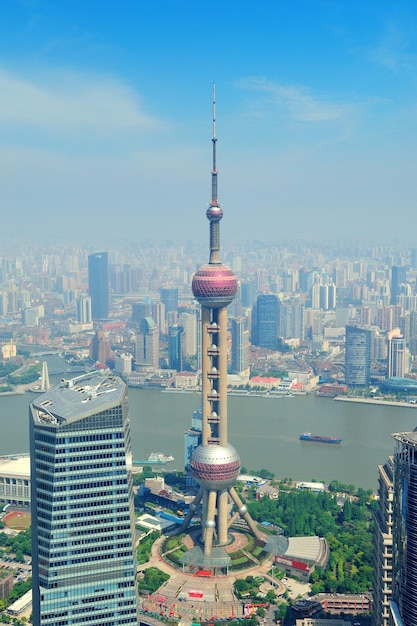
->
[[1, 357, 417, 490]]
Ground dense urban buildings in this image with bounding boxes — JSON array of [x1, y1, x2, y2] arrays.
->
[[29, 371, 139, 626], [178, 88, 261, 564], [88, 251, 109, 320]]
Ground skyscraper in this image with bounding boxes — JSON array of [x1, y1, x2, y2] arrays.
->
[[160, 287, 179, 318], [88, 252, 109, 320], [30, 371, 139, 626], [76, 292, 92, 324], [251, 293, 279, 349], [136, 317, 159, 369], [168, 324, 184, 371], [390, 265, 407, 306], [178, 86, 261, 566], [373, 457, 394, 626], [231, 317, 250, 377], [390, 429, 417, 626], [345, 325, 372, 387], [279, 298, 305, 340], [387, 331, 407, 378]]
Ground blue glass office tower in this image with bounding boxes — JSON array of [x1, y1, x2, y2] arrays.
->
[[88, 251, 109, 320], [30, 371, 139, 626], [251, 294, 279, 349]]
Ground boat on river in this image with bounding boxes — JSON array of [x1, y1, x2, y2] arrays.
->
[[299, 432, 342, 444]]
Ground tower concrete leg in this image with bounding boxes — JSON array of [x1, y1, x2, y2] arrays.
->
[[229, 486, 262, 540], [204, 490, 217, 555], [176, 487, 202, 534], [217, 488, 228, 545]]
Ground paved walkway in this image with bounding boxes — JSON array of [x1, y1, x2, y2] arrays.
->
[[138, 533, 306, 623]]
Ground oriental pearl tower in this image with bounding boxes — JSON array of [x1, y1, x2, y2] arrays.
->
[[178, 86, 261, 568]]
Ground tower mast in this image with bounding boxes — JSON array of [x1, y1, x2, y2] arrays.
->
[[178, 85, 262, 569]]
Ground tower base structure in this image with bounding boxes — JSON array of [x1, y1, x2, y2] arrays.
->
[[177, 482, 264, 571]]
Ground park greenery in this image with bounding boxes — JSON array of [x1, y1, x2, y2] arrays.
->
[[8, 365, 41, 385], [137, 530, 160, 564], [137, 567, 169, 594], [0, 528, 31, 561], [247, 486, 374, 594]]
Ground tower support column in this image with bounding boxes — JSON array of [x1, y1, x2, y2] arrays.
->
[[217, 488, 229, 545], [201, 307, 212, 445]]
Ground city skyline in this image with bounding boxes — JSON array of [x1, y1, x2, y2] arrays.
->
[[2, 1, 417, 243]]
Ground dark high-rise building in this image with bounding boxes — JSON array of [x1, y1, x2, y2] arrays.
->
[[251, 294, 279, 349], [390, 429, 417, 626], [131, 301, 151, 325], [88, 252, 109, 320], [178, 86, 261, 565], [168, 324, 184, 371], [240, 280, 256, 308], [30, 371, 139, 626], [160, 287, 179, 317], [391, 265, 407, 305], [345, 325, 372, 387]]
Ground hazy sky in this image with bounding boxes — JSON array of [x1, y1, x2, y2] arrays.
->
[[2, 1, 417, 245]]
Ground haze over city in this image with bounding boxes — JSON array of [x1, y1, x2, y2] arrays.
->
[[2, 0, 417, 244]]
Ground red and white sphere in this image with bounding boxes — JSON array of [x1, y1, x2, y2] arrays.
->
[[190, 443, 241, 490], [192, 264, 237, 308]]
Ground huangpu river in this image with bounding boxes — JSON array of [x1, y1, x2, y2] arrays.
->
[[1, 360, 417, 490]]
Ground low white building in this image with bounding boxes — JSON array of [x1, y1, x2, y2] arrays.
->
[[0, 454, 30, 506]]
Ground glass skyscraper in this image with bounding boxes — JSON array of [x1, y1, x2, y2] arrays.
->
[[345, 324, 372, 387], [88, 251, 109, 320], [30, 371, 139, 626], [390, 430, 417, 626]]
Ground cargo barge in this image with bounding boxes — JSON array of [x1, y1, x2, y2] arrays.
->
[[299, 432, 342, 444]]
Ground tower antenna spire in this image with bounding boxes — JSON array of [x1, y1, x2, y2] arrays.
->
[[212, 83, 217, 205]]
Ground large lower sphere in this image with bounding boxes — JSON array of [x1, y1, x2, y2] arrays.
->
[[192, 264, 237, 309], [190, 443, 241, 490]]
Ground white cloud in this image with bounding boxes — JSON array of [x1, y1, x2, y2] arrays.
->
[[367, 23, 416, 74], [0, 67, 162, 136], [238, 76, 360, 124]]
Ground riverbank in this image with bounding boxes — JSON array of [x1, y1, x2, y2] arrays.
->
[[334, 396, 417, 408]]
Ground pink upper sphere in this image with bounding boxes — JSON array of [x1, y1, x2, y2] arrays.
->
[[192, 264, 237, 308]]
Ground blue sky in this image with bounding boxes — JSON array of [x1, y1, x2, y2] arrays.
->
[[1, 0, 417, 245]]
